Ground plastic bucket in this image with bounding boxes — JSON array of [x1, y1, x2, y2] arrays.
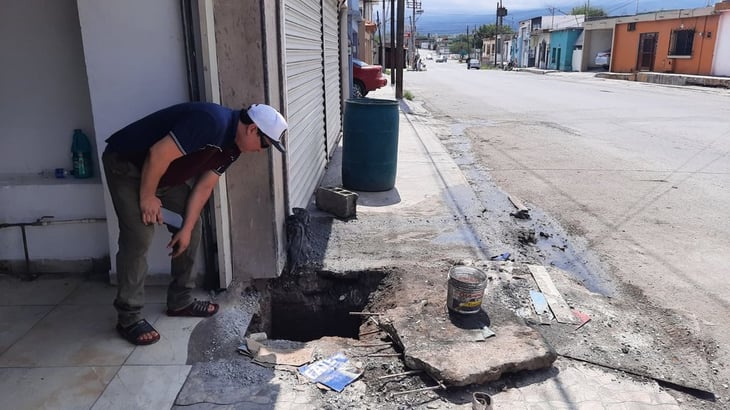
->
[[446, 266, 488, 314], [342, 98, 399, 191]]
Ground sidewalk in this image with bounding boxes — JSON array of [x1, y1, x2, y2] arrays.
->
[[0, 83, 683, 409], [516, 66, 730, 88]]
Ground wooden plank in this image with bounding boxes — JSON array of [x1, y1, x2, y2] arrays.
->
[[527, 265, 577, 324], [508, 194, 529, 212]]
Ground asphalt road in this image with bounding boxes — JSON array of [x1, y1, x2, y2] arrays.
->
[[403, 56, 730, 397]]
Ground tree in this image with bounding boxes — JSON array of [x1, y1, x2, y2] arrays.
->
[[448, 34, 471, 56], [570, 4, 606, 17], [469, 24, 514, 53]]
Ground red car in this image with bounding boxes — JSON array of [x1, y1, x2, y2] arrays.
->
[[353, 58, 387, 97]]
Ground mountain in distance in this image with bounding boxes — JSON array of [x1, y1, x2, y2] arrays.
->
[[416, 0, 714, 36]]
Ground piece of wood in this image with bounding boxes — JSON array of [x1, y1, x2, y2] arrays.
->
[[392, 385, 443, 396], [527, 265, 577, 324], [349, 312, 384, 316], [358, 329, 382, 337], [351, 342, 392, 348], [377, 370, 423, 380], [508, 194, 529, 211]]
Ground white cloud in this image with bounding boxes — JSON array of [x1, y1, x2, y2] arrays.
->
[[425, 0, 586, 14], [422, 0, 709, 15]]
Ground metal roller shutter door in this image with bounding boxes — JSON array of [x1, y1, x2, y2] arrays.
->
[[322, 0, 341, 157], [284, 0, 327, 209]]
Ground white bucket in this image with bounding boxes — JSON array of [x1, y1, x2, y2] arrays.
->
[[446, 266, 488, 314]]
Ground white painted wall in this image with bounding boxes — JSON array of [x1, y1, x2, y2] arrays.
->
[[0, 0, 95, 174], [76, 0, 203, 277], [0, 0, 107, 266], [712, 12, 730, 76]]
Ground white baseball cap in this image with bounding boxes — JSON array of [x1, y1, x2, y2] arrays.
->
[[247, 104, 288, 153]]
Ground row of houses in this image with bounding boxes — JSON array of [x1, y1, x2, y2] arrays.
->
[[483, 2, 730, 76], [0, 0, 386, 289]]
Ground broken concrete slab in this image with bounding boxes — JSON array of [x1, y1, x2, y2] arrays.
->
[[380, 300, 557, 387]]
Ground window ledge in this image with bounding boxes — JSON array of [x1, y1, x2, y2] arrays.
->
[[0, 173, 102, 187], [668, 55, 692, 59]]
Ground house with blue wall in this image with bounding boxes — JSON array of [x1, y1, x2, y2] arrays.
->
[[548, 28, 583, 71]]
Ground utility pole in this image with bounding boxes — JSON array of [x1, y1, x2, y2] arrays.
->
[[466, 25, 469, 59], [396, 0, 405, 99], [382, 0, 386, 67], [390, 0, 395, 86], [495, 0, 507, 67], [494, 2, 498, 66]]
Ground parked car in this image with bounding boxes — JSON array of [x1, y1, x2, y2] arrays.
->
[[426, 53, 433, 60], [467, 58, 481, 70], [352, 58, 387, 97], [595, 50, 611, 69], [435, 54, 447, 63]]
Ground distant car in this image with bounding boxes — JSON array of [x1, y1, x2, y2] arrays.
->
[[595, 50, 611, 69], [435, 55, 447, 63], [467, 58, 481, 69], [426, 53, 433, 60], [352, 58, 387, 97]]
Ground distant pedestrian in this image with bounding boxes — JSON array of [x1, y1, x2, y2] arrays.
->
[[103, 102, 287, 345]]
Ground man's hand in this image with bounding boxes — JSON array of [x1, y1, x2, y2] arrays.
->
[[168, 229, 192, 258], [140, 195, 163, 225]]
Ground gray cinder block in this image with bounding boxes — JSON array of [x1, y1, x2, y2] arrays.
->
[[315, 186, 358, 219]]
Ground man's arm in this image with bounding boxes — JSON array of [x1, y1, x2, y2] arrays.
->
[[182, 170, 219, 231], [167, 170, 219, 258], [140, 134, 183, 225]]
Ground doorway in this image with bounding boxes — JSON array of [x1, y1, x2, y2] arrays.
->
[[637, 33, 658, 71]]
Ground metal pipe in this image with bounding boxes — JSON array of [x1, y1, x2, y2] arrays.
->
[[0, 216, 106, 276]]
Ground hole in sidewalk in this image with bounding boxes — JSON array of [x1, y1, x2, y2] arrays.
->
[[254, 270, 388, 342]]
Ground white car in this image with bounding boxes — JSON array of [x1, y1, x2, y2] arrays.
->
[[467, 59, 481, 69], [595, 50, 611, 69], [435, 55, 447, 63]]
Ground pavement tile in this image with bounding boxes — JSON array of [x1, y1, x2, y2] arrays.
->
[[0, 276, 80, 306], [0, 305, 53, 354], [0, 366, 118, 410], [0, 304, 134, 367], [91, 364, 191, 410]]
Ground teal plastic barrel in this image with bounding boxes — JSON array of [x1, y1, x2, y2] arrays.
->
[[342, 98, 399, 191]]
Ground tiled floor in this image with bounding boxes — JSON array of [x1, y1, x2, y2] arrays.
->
[[0, 274, 201, 410]]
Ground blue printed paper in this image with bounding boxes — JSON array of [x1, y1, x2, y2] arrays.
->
[[298, 352, 362, 392]]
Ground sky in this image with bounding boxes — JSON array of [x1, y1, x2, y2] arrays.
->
[[422, 0, 714, 15]]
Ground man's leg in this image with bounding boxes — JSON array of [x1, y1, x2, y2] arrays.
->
[[102, 151, 155, 328], [158, 184, 203, 311]]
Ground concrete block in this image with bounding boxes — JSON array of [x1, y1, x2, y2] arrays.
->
[[315, 186, 358, 219]]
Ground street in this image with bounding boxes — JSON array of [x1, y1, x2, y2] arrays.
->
[[402, 56, 730, 401]]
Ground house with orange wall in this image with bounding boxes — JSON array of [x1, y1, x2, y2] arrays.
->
[[611, 7, 719, 75]]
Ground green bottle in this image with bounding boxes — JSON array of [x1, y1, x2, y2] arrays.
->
[[71, 129, 93, 178]]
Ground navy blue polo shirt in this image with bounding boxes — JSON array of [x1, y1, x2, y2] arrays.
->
[[105, 102, 241, 187]]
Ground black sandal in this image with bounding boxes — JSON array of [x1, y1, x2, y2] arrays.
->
[[116, 319, 160, 346], [167, 299, 219, 317]]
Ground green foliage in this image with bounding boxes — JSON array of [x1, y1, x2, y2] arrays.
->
[[475, 24, 514, 40], [403, 90, 414, 101], [444, 24, 515, 56], [449, 34, 471, 56], [570, 4, 607, 17]]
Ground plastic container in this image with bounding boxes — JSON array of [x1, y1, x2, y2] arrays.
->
[[342, 98, 399, 191], [71, 129, 93, 178], [446, 265, 488, 314]]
